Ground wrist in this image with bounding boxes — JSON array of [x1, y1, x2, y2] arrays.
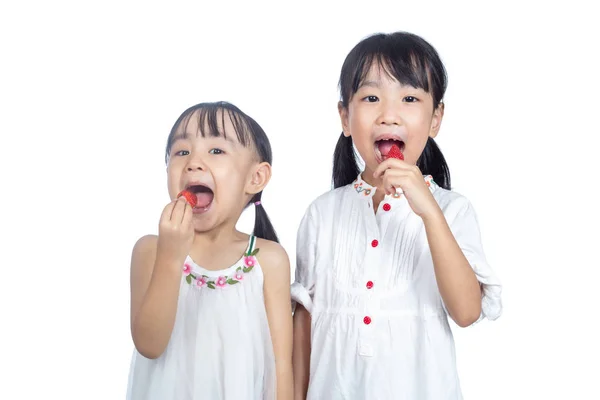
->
[[421, 206, 445, 226], [154, 252, 186, 272]]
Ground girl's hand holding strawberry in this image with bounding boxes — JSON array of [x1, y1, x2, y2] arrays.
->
[[373, 156, 442, 222], [156, 196, 195, 268]]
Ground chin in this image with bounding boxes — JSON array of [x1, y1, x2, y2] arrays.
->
[[363, 159, 380, 173], [192, 217, 218, 233]]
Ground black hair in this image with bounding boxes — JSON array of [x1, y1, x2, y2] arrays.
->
[[334, 31, 451, 190], [165, 101, 279, 243]]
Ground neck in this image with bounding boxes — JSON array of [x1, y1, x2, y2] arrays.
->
[[361, 166, 384, 190], [193, 222, 244, 247]]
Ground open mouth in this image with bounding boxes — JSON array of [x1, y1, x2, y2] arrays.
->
[[375, 138, 405, 162], [185, 184, 214, 213]]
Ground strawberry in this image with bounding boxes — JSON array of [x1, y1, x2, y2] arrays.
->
[[388, 144, 404, 160], [177, 190, 197, 207]]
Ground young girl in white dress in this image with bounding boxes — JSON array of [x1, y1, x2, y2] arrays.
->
[[292, 32, 503, 399], [127, 101, 293, 399]]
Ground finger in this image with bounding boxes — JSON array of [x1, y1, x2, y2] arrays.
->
[[373, 159, 411, 178], [181, 201, 193, 225], [383, 174, 397, 195], [382, 170, 396, 195], [160, 200, 177, 224], [382, 169, 412, 195], [171, 197, 188, 222]]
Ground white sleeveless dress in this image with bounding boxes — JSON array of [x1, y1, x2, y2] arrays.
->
[[127, 235, 276, 399]]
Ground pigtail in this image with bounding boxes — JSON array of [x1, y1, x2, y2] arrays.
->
[[250, 192, 279, 243], [333, 133, 360, 189], [417, 137, 451, 190]]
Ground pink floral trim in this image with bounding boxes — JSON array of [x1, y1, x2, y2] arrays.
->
[[195, 276, 207, 288], [183, 246, 259, 289], [215, 276, 227, 287], [244, 256, 256, 268], [234, 270, 244, 281]]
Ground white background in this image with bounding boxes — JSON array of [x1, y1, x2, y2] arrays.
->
[[1, 0, 599, 398]]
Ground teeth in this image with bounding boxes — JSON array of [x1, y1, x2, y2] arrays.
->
[[374, 145, 382, 160]]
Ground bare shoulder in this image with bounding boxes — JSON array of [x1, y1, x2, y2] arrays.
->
[[132, 234, 158, 256], [131, 234, 158, 271], [254, 238, 290, 278]]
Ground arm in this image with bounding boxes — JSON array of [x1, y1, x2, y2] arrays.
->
[[260, 240, 294, 400], [290, 205, 318, 399], [374, 162, 485, 327], [422, 209, 482, 327], [292, 304, 311, 400], [130, 197, 194, 358], [130, 235, 183, 358]]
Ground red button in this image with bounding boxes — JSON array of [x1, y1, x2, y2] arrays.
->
[[383, 203, 391, 211], [363, 316, 372, 325], [366, 281, 373, 289], [371, 240, 378, 247]]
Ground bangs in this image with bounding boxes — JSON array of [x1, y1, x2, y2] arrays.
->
[[165, 102, 254, 162], [177, 104, 253, 146], [339, 32, 446, 106], [353, 51, 431, 94]]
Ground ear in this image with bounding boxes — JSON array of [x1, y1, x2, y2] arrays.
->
[[246, 161, 272, 195], [338, 101, 351, 137], [429, 102, 444, 139]]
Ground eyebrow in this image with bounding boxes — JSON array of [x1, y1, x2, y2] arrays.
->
[[172, 131, 237, 146], [358, 79, 419, 91], [359, 80, 380, 89], [171, 132, 189, 144]]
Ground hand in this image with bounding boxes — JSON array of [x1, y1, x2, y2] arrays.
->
[[156, 197, 194, 266], [373, 160, 441, 220]]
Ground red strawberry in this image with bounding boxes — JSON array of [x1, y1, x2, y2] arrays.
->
[[388, 144, 404, 160], [177, 190, 197, 207]]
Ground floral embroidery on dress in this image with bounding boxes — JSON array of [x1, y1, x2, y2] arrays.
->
[[183, 236, 259, 289], [352, 174, 436, 197], [424, 175, 437, 191], [353, 181, 372, 196]]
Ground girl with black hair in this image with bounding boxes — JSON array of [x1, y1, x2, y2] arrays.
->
[[127, 102, 292, 399], [292, 32, 502, 399]]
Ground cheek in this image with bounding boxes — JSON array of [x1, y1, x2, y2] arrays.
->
[[214, 166, 245, 191], [349, 113, 372, 141], [407, 113, 434, 136], [166, 167, 182, 197]]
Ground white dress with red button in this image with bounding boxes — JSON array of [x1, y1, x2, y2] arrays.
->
[[291, 174, 502, 400], [126, 235, 276, 400]]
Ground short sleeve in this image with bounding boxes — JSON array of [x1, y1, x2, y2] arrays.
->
[[290, 205, 318, 314], [450, 199, 503, 322]]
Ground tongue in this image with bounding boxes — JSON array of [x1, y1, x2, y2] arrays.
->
[[378, 140, 395, 156], [195, 192, 214, 208]]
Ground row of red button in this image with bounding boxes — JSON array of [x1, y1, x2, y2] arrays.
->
[[365, 234, 380, 325], [364, 279, 373, 324], [365, 277, 373, 324]]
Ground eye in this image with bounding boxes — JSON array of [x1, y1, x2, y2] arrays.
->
[[363, 95, 379, 103], [403, 96, 419, 103], [209, 148, 224, 155], [174, 150, 189, 156]]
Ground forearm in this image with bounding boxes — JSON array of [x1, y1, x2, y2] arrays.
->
[[132, 259, 182, 358], [423, 210, 482, 327], [276, 363, 293, 400], [292, 305, 311, 399]]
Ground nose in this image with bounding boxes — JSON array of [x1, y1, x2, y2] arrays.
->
[[185, 155, 205, 172], [376, 99, 402, 126]]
